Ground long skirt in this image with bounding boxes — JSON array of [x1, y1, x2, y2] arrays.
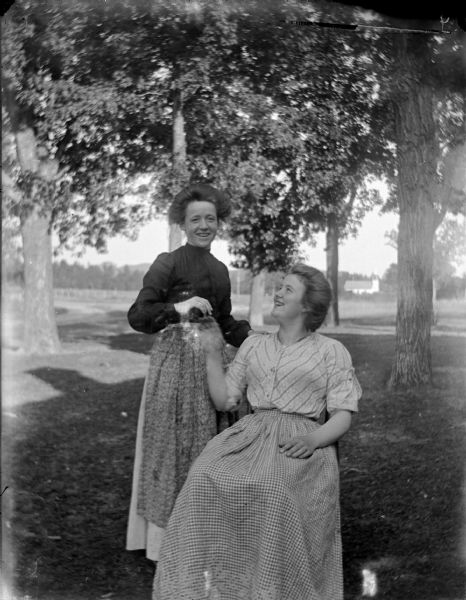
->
[[153, 409, 343, 600], [126, 322, 229, 561]]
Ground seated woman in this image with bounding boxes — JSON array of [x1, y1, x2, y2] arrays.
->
[[152, 264, 362, 600]]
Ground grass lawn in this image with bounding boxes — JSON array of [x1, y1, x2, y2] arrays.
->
[[2, 294, 465, 600]]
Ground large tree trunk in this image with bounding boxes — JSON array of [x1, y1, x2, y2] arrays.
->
[[388, 38, 436, 387], [326, 213, 340, 327], [21, 207, 60, 354], [16, 127, 61, 354], [169, 87, 187, 251], [248, 270, 266, 328]]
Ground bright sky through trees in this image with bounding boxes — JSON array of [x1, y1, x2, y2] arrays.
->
[[59, 209, 401, 276]]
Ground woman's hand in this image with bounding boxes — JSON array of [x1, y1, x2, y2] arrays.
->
[[279, 434, 318, 459], [279, 411, 352, 459], [247, 329, 263, 336], [223, 396, 241, 413], [174, 296, 212, 316]]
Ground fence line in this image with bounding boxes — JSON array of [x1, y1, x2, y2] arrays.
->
[[54, 288, 138, 300], [2, 286, 139, 301]]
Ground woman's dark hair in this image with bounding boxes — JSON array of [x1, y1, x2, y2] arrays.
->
[[168, 183, 231, 225], [289, 263, 332, 331]]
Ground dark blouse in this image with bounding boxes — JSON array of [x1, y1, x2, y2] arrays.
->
[[127, 243, 251, 348]]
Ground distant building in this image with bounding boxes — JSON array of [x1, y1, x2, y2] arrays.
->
[[344, 278, 380, 295]]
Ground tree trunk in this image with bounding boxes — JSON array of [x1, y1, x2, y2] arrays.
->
[[21, 207, 60, 354], [169, 87, 187, 251], [168, 223, 183, 251], [248, 270, 266, 328], [432, 278, 438, 326], [235, 269, 241, 297], [388, 38, 436, 387], [326, 214, 340, 327], [16, 127, 61, 354]]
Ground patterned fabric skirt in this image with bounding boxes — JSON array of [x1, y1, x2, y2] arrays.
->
[[153, 409, 343, 600], [126, 322, 238, 560], [137, 323, 220, 526]]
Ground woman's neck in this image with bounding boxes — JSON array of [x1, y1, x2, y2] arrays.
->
[[277, 321, 310, 346]]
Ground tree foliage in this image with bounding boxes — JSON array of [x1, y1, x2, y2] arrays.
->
[[2, 0, 173, 252], [5, 0, 463, 361], [3, 0, 402, 269]]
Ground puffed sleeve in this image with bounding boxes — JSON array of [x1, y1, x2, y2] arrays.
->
[[225, 334, 258, 397], [215, 264, 251, 347], [127, 252, 180, 334], [324, 340, 362, 415]]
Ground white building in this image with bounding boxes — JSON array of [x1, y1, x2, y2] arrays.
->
[[344, 277, 380, 295]]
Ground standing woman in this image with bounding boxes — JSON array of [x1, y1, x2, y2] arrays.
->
[[126, 183, 251, 562]]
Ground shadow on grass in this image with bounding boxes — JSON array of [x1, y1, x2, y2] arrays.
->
[[4, 368, 154, 600], [57, 312, 154, 355], [4, 333, 466, 600], [106, 333, 155, 354], [340, 393, 466, 600], [337, 334, 466, 599]]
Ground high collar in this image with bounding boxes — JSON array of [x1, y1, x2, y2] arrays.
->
[[185, 242, 211, 254]]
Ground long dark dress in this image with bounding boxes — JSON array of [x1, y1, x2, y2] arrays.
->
[[126, 243, 250, 560]]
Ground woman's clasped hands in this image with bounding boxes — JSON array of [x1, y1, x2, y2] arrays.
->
[[174, 295, 213, 317]]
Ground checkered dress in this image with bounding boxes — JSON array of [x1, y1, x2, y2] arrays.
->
[[153, 332, 361, 600]]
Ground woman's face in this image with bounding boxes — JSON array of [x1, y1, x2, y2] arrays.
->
[[271, 274, 308, 323], [181, 201, 218, 249]]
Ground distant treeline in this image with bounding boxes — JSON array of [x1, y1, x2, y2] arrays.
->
[[4, 259, 463, 298], [53, 261, 148, 290], [47, 261, 374, 295], [4, 259, 375, 294], [2, 258, 146, 291]]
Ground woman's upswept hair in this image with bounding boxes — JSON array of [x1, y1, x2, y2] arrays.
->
[[168, 183, 231, 225], [289, 263, 332, 331]]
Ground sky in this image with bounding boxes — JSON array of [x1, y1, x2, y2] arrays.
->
[[61, 208, 400, 277]]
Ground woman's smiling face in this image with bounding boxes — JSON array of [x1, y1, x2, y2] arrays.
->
[[181, 201, 218, 249], [271, 274, 308, 323]]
